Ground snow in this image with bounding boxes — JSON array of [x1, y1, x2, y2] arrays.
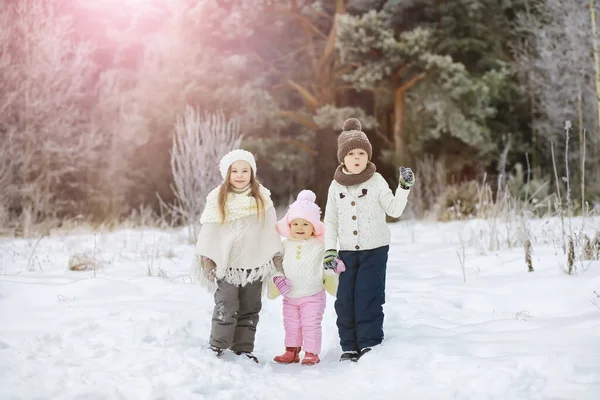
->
[[1, 218, 600, 399]]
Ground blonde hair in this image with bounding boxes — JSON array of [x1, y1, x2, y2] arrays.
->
[[217, 167, 265, 224]]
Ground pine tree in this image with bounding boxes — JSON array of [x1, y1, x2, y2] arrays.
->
[[336, 8, 505, 168]]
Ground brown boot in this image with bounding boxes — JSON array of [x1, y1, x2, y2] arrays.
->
[[273, 347, 301, 364]]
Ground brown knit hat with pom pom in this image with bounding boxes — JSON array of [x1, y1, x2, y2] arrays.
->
[[337, 118, 372, 163]]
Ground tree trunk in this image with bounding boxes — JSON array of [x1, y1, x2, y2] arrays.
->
[[577, 75, 586, 210], [523, 0, 542, 179], [393, 87, 407, 164], [529, 83, 539, 179], [313, 128, 339, 212], [276, 0, 346, 212], [589, 0, 600, 146]]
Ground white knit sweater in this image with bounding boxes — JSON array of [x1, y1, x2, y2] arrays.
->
[[324, 172, 410, 251], [280, 237, 325, 298]]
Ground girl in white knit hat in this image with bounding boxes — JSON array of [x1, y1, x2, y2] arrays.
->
[[267, 190, 344, 366], [194, 149, 283, 363]]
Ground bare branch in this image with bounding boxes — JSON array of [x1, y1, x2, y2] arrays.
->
[[286, 79, 319, 110], [168, 106, 243, 241], [399, 73, 426, 92], [276, 110, 320, 130]]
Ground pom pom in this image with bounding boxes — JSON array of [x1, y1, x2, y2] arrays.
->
[[296, 189, 316, 203], [342, 118, 361, 132]]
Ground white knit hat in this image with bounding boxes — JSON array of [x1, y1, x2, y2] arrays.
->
[[219, 149, 257, 180]]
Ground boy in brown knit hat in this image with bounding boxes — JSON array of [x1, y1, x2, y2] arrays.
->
[[323, 118, 415, 362]]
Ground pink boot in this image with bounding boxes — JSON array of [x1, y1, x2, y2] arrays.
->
[[273, 347, 301, 364], [301, 352, 320, 366]]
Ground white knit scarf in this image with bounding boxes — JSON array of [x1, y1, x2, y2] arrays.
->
[[200, 184, 274, 224]]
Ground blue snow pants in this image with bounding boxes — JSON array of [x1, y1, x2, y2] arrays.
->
[[335, 245, 389, 352]]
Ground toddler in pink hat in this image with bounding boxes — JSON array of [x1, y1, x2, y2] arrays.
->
[[268, 190, 345, 366]]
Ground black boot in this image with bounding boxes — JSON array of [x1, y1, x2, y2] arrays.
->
[[339, 351, 359, 362], [234, 351, 259, 363], [209, 345, 225, 357], [358, 347, 372, 359]]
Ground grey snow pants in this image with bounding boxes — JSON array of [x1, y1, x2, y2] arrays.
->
[[209, 279, 262, 353]]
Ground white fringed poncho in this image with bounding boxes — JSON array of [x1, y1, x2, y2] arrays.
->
[[193, 184, 283, 290]]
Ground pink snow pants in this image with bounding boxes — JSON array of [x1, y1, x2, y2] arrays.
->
[[282, 289, 326, 354]]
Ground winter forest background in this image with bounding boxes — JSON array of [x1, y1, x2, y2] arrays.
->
[[2, 0, 600, 238], [3, 1, 600, 398]]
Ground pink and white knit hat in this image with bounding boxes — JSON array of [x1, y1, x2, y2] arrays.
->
[[276, 190, 325, 242]]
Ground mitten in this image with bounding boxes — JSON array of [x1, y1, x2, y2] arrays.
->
[[323, 249, 338, 270], [335, 258, 346, 274], [267, 277, 280, 300], [201, 256, 217, 281], [323, 272, 339, 297], [204, 267, 216, 282], [399, 166, 415, 190], [273, 276, 291, 296], [272, 252, 284, 273]]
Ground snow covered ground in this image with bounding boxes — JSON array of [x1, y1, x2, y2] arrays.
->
[[1, 217, 599, 399]]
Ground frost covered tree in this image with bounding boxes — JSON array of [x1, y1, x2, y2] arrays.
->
[[513, 0, 600, 201], [514, 0, 597, 151], [0, 0, 149, 225], [246, 0, 359, 207], [0, 130, 18, 229], [201, 0, 376, 208], [336, 8, 506, 166], [168, 107, 243, 242], [98, 0, 281, 208], [0, 0, 107, 223]]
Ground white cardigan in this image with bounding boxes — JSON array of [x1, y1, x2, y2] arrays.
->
[[324, 172, 410, 251], [279, 237, 325, 298]]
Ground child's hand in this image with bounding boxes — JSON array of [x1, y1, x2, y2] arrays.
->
[[203, 265, 216, 282], [399, 166, 415, 189], [323, 249, 338, 270], [201, 256, 217, 281], [272, 252, 284, 273], [273, 276, 291, 296], [335, 259, 346, 274]]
